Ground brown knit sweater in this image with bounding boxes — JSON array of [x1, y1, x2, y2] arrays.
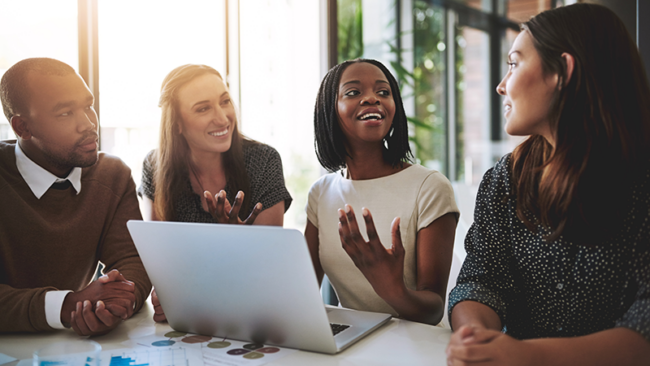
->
[[0, 140, 152, 332]]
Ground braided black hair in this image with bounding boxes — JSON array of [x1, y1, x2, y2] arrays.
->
[[313, 58, 413, 172]]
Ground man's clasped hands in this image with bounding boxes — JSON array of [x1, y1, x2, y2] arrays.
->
[[61, 269, 136, 336]]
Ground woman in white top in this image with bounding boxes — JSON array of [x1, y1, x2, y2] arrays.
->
[[306, 59, 459, 325]]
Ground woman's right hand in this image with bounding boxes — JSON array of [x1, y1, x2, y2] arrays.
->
[[151, 289, 167, 323], [205, 190, 262, 225], [337, 205, 406, 298], [447, 324, 481, 347]]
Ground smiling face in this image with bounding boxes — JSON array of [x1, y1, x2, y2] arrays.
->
[[23, 71, 99, 174], [497, 31, 558, 143], [177, 73, 235, 155], [336, 62, 396, 146]]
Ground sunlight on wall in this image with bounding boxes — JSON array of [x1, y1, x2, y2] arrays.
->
[[98, 0, 227, 187], [1, 1, 324, 231], [0, 0, 78, 140], [239, 1, 322, 231]]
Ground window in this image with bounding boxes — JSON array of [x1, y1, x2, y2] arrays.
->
[[412, 2, 447, 173], [0, 0, 78, 140], [507, 0, 552, 22], [238, 0, 322, 230], [1, 0, 557, 226], [97, 0, 227, 187], [336, 0, 554, 188], [455, 27, 491, 186], [1, 0, 324, 232]]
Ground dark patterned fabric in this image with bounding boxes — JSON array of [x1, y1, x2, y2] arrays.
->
[[449, 154, 650, 341], [139, 142, 292, 222]]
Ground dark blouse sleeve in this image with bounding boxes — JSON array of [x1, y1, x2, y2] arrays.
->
[[615, 238, 650, 341], [137, 150, 156, 200], [448, 154, 520, 329], [246, 143, 292, 213]]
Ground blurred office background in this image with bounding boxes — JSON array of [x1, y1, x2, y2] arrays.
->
[[1, 1, 647, 294], [2, 0, 646, 231]]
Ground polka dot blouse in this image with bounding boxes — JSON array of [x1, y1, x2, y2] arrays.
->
[[449, 154, 650, 341]]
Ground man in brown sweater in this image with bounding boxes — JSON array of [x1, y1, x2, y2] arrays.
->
[[0, 58, 151, 335]]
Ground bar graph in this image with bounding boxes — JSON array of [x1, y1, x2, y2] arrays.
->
[[107, 348, 188, 366]]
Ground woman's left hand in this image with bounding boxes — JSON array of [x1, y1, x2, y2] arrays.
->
[[205, 190, 262, 225], [338, 205, 405, 297], [151, 288, 167, 323], [446, 327, 537, 366]]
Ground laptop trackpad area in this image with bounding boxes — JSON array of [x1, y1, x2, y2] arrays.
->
[[326, 307, 392, 351]]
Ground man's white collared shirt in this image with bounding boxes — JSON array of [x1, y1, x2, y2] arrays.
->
[[14, 143, 82, 198]]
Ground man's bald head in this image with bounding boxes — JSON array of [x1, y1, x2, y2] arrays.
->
[[0, 58, 76, 122]]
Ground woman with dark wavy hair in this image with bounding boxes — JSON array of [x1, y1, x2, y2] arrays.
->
[[306, 59, 459, 325], [447, 4, 650, 365]]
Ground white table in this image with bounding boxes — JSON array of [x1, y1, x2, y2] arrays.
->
[[0, 302, 452, 366]]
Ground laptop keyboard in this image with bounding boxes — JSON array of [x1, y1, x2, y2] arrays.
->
[[330, 323, 351, 335]]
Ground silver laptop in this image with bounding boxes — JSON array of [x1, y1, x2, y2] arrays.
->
[[127, 220, 391, 354]]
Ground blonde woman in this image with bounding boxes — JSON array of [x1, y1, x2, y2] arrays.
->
[[139, 64, 292, 321]]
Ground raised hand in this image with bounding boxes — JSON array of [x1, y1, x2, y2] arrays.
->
[[337, 205, 405, 297], [204, 190, 262, 225]]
